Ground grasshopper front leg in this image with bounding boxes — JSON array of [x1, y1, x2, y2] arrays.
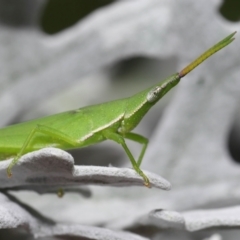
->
[[102, 130, 150, 187], [124, 132, 148, 167]]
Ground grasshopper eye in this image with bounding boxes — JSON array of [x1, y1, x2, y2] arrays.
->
[[147, 87, 161, 103]]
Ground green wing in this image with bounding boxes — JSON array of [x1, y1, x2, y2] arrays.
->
[[0, 99, 127, 159]]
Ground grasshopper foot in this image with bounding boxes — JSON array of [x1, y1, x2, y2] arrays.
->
[[7, 155, 20, 178], [138, 170, 151, 188], [144, 180, 151, 188], [57, 188, 64, 198], [7, 167, 12, 178]]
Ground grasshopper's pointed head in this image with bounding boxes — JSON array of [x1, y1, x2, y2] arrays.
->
[[146, 73, 180, 104], [120, 73, 180, 133]]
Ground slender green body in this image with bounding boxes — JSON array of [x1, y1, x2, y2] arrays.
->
[[0, 32, 236, 187], [0, 87, 155, 156]]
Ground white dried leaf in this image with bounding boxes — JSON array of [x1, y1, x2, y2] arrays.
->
[[37, 223, 150, 240], [202, 234, 222, 240], [0, 148, 171, 190], [150, 206, 240, 232], [0, 192, 148, 240]]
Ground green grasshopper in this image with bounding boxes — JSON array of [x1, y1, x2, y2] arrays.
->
[[0, 32, 236, 187]]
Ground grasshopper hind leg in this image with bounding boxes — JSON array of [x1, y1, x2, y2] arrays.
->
[[7, 155, 20, 177], [7, 124, 81, 177]]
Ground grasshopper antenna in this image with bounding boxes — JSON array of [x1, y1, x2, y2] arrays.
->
[[179, 31, 236, 78]]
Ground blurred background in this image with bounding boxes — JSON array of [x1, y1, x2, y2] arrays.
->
[[0, 0, 240, 240]]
